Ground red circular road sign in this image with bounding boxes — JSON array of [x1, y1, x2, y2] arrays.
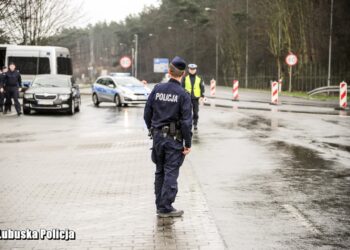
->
[[120, 56, 132, 69], [285, 53, 298, 66]]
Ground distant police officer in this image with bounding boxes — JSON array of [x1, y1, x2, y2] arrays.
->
[[181, 64, 205, 130], [0, 67, 5, 113], [1, 66, 12, 113], [4, 62, 22, 116], [144, 56, 192, 218]]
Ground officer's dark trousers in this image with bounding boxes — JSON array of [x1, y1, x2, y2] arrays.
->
[[0, 91, 4, 111], [5, 87, 21, 114], [191, 98, 199, 125], [152, 131, 185, 213]]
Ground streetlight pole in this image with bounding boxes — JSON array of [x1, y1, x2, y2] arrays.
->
[[327, 0, 334, 87], [134, 34, 139, 78], [205, 7, 219, 83], [245, 0, 249, 88], [184, 19, 196, 63], [215, 31, 219, 85]]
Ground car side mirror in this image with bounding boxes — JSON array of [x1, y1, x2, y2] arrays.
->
[[108, 84, 115, 88]]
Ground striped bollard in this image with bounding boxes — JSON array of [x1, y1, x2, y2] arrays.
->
[[339, 81, 347, 109], [210, 79, 216, 107], [210, 79, 216, 97], [278, 78, 283, 93], [270, 81, 279, 105], [232, 80, 239, 101]]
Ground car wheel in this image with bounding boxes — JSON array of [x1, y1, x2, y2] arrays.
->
[[114, 94, 121, 107], [75, 98, 81, 112], [23, 108, 31, 115], [92, 93, 100, 106], [68, 99, 75, 115]]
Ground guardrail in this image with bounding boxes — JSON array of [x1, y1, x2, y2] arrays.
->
[[307, 86, 350, 96]]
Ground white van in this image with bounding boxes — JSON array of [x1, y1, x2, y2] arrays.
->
[[0, 44, 72, 87]]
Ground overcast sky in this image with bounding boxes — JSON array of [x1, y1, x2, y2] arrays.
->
[[74, 0, 160, 27]]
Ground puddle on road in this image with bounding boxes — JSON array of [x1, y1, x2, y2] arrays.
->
[[272, 141, 334, 170], [215, 115, 284, 132]]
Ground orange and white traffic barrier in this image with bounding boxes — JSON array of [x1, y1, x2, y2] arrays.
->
[[270, 81, 279, 105], [210, 79, 216, 97], [339, 81, 347, 109], [232, 80, 239, 101]]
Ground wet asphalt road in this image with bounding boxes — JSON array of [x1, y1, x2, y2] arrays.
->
[[0, 94, 349, 249]]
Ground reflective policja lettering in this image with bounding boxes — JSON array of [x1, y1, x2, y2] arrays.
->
[[155, 93, 178, 103]]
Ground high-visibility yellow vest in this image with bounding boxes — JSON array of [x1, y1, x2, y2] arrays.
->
[[184, 75, 201, 98]]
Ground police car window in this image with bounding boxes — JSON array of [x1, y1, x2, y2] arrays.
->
[[107, 79, 115, 86], [113, 77, 143, 87], [97, 79, 104, 84]]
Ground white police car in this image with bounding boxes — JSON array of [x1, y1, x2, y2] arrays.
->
[[92, 75, 151, 107]]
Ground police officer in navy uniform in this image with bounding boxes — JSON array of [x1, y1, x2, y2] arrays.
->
[[0, 67, 5, 113], [181, 64, 205, 130], [0, 66, 11, 113], [4, 62, 22, 116], [144, 56, 192, 218]]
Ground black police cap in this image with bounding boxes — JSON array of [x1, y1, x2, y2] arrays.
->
[[170, 56, 186, 71]]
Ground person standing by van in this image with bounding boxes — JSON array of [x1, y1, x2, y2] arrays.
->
[[0, 67, 4, 113], [4, 63, 22, 116]]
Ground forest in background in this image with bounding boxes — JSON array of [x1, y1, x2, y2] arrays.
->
[[1, 0, 350, 91]]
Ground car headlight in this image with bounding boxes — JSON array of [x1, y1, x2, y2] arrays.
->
[[59, 94, 70, 101], [24, 93, 34, 99]]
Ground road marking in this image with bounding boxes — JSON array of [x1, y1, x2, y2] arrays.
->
[[282, 204, 322, 235]]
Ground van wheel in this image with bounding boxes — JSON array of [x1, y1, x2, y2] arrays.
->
[[114, 94, 121, 107], [92, 93, 100, 106]]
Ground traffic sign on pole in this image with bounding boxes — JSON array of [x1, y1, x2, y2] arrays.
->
[[120, 56, 132, 69], [285, 53, 298, 66], [285, 53, 298, 92]]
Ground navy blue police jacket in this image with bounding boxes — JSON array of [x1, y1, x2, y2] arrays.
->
[[0, 73, 5, 89], [5, 70, 22, 88], [144, 78, 193, 148]]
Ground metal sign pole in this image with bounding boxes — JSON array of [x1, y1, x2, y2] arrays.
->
[[289, 66, 292, 92]]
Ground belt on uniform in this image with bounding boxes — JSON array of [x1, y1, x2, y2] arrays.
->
[[153, 125, 183, 142]]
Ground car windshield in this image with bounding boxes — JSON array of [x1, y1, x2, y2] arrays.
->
[[113, 77, 143, 87], [33, 77, 71, 88]]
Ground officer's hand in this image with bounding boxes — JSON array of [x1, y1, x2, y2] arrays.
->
[[18, 88, 22, 92], [183, 147, 191, 155], [0, 88, 3, 93]]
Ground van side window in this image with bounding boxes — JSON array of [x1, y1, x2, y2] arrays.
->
[[57, 57, 72, 75], [39, 58, 50, 74], [8, 56, 51, 75]]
